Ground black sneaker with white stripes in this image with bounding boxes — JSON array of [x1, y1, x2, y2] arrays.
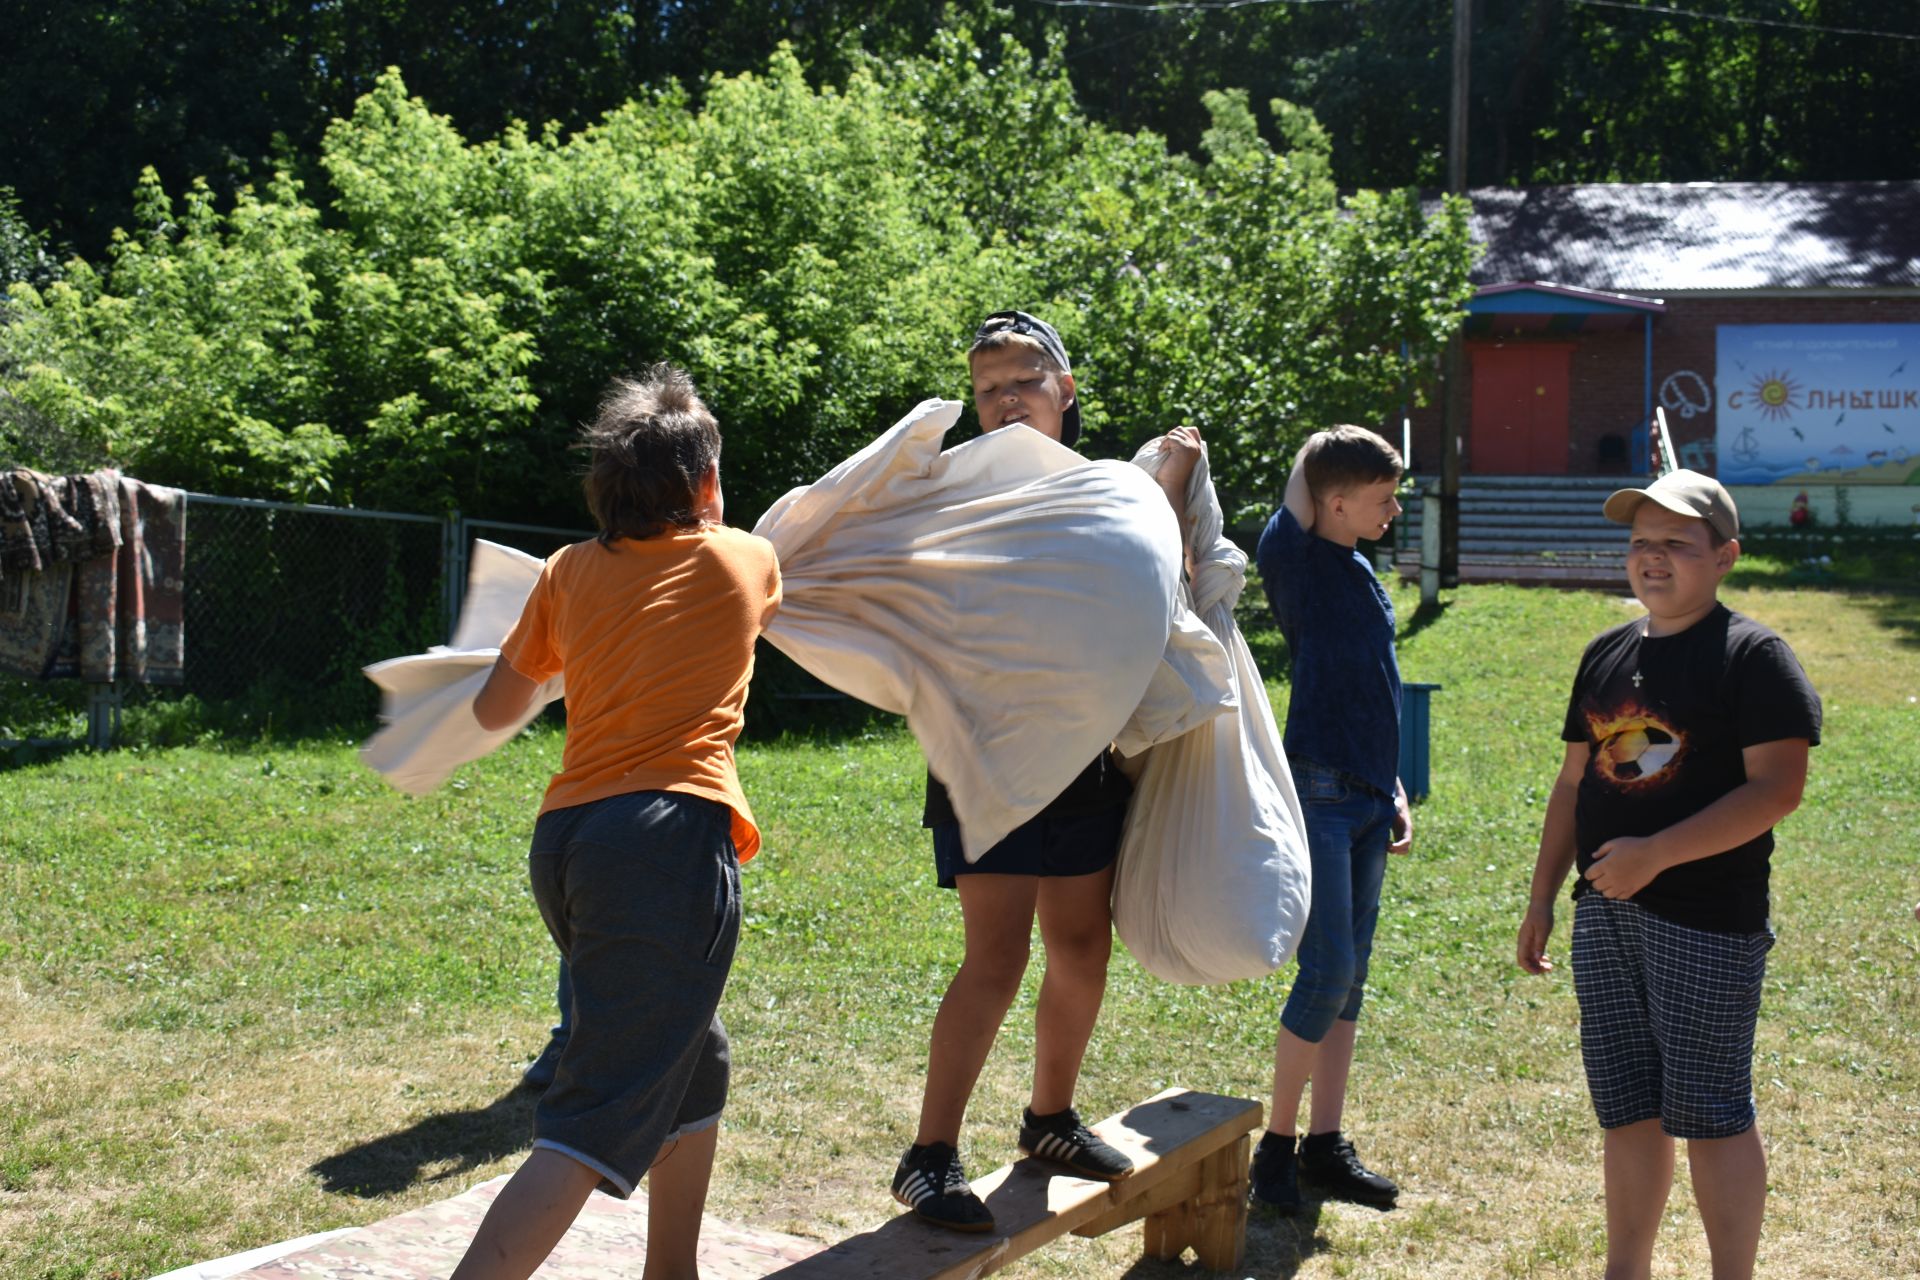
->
[[1017, 1106, 1135, 1181], [891, 1141, 995, 1233]]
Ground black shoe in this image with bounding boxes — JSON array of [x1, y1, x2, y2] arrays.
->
[[1017, 1106, 1135, 1182], [1298, 1131, 1398, 1208], [892, 1142, 995, 1233], [1249, 1131, 1303, 1213], [518, 1036, 566, 1090]]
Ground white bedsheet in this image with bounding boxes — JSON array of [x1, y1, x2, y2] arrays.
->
[[753, 398, 1231, 862]]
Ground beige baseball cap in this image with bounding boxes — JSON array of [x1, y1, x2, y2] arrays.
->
[[1603, 469, 1739, 540]]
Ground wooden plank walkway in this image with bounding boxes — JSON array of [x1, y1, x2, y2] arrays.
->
[[208, 1087, 1261, 1280], [223, 1176, 823, 1280]]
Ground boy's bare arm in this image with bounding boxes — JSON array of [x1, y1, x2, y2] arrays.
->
[[1583, 738, 1811, 901], [474, 655, 541, 731], [1153, 426, 1205, 524], [1388, 777, 1413, 854], [1282, 443, 1314, 531], [1517, 741, 1587, 974]]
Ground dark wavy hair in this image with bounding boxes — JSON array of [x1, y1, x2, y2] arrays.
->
[[578, 364, 721, 543], [1301, 424, 1403, 500]]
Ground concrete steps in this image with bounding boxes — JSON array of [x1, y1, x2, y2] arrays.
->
[[1397, 474, 1631, 587]]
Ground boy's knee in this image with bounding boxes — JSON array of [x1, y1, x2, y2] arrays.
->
[[960, 944, 1032, 996], [1280, 988, 1351, 1044], [1046, 926, 1113, 975], [1282, 956, 1361, 1041]]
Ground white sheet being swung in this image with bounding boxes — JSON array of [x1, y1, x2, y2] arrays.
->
[[361, 401, 1238, 875], [753, 398, 1234, 863]]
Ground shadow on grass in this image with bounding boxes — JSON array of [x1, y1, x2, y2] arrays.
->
[[1862, 590, 1920, 651], [310, 1084, 541, 1198], [0, 738, 88, 772], [1396, 598, 1451, 646], [1115, 1201, 1331, 1279]]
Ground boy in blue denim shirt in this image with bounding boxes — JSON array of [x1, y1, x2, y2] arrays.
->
[[1250, 425, 1411, 1213]]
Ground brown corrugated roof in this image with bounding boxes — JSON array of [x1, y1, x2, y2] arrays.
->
[[1461, 181, 1920, 292]]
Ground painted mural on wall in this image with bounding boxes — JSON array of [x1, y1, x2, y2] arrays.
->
[[1717, 324, 1920, 485]]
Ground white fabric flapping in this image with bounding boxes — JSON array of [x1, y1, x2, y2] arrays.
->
[[1110, 439, 1312, 985], [360, 539, 562, 795]]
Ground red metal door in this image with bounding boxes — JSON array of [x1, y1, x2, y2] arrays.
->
[[1469, 343, 1572, 474]]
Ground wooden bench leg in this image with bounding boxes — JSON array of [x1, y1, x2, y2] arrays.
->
[[1143, 1134, 1249, 1272], [1192, 1133, 1250, 1273], [1143, 1196, 1196, 1262]]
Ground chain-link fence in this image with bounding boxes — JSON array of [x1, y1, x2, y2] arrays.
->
[[1, 494, 591, 748]]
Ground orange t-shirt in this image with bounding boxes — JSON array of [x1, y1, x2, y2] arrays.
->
[[500, 524, 782, 860]]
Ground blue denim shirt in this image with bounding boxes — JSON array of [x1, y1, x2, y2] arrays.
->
[[1256, 507, 1402, 799]]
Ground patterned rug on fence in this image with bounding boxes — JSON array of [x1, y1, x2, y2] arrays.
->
[[219, 1176, 825, 1280]]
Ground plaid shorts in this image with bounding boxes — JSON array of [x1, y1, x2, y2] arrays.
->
[[1571, 894, 1773, 1140]]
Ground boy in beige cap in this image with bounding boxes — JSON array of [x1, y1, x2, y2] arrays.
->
[[1517, 469, 1820, 1280]]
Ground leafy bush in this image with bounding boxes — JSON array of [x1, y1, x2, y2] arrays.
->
[[0, 34, 1473, 528]]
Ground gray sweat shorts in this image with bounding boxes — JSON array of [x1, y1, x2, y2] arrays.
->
[[527, 789, 742, 1197]]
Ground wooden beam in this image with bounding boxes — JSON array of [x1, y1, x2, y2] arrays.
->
[[767, 1089, 1261, 1279], [1070, 1166, 1203, 1238]]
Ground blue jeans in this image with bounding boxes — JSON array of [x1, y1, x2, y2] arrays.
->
[[1280, 760, 1396, 1043]]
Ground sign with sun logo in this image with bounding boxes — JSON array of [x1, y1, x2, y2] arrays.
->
[[1717, 324, 1920, 485], [1587, 704, 1686, 790], [1746, 370, 1801, 421]]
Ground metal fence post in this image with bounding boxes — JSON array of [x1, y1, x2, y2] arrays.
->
[[443, 509, 466, 641], [1420, 480, 1442, 605], [85, 681, 123, 750]]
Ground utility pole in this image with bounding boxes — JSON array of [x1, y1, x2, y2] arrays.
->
[[1449, 0, 1471, 193], [1440, 0, 1471, 588]]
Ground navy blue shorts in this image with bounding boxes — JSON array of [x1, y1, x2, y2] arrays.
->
[[527, 790, 741, 1196], [1572, 894, 1773, 1140], [930, 803, 1126, 890]]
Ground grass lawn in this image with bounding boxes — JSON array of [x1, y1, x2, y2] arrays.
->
[[2, 569, 1917, 1279]]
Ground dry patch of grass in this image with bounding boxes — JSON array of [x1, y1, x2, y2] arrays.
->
[[0, 978, 551, 1279]]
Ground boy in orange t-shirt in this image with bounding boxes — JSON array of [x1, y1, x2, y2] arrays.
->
[[450, 365, 781, 1280]]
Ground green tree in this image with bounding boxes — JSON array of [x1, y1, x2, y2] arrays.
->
[[1, 38, 1473, 527], [0, 187, 61, 290], [7, 1, 1914, 257]]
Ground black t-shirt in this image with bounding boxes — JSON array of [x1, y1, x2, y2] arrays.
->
[[1562, 604, 1821, 933], [922, 750, 1133, 831]]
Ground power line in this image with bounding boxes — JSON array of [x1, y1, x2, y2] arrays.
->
[[1019, 0, 1351, 12], [1568, 0, 1920, 42], [1020, 0, 1920, 40]]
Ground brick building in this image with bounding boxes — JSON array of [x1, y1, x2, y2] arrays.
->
[[1408, 181, 1920, 530]]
